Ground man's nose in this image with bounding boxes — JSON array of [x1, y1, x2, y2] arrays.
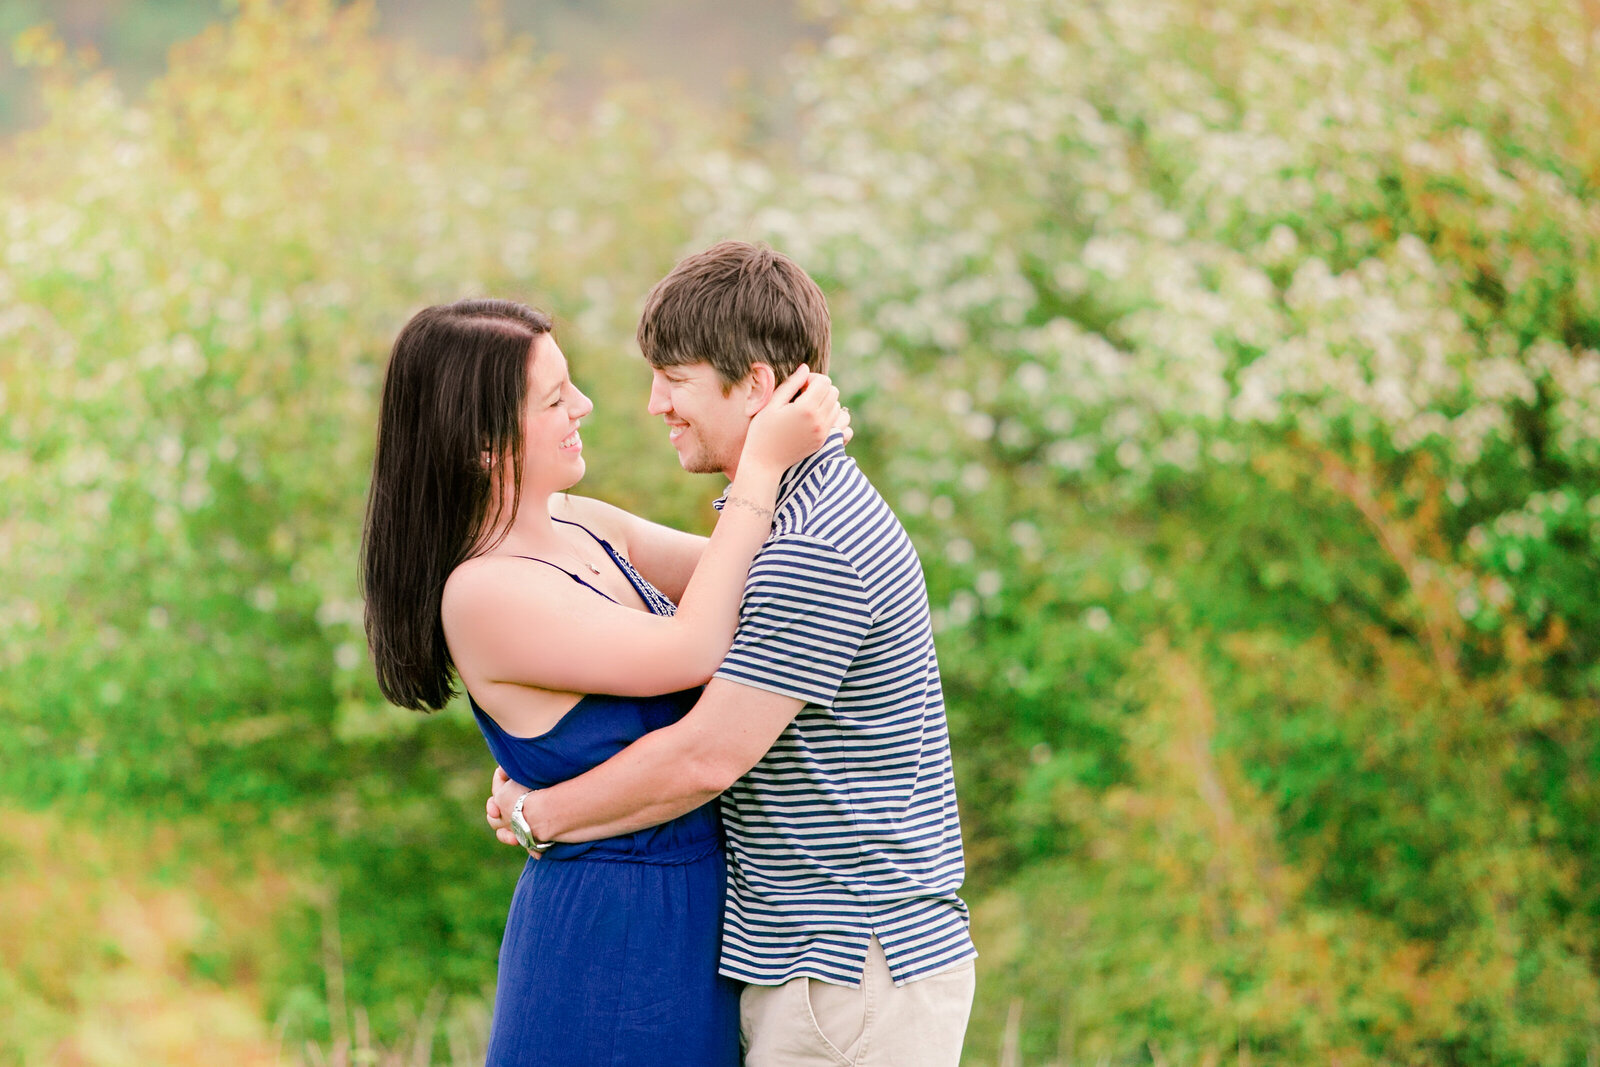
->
[[646, 377, 670, 415]]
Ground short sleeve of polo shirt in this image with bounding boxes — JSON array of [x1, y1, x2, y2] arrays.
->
[[714, 534, 873, 708]]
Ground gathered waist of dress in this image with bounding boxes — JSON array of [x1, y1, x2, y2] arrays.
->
[[535, 832, 722, 866]]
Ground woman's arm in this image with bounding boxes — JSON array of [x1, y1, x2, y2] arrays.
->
[[443, 369, 838, 698]]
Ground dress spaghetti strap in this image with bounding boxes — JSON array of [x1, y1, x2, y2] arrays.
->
[[506, 518, 677, 616], [552, 515, 605, 546], [548, 517, 678, 617], [507, 554, 623, 605]]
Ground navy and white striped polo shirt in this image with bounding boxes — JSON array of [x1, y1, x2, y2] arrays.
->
[[712, 433, 975, 987]]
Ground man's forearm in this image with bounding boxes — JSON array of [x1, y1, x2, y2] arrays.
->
[[497, 680, 804, 848], [522, 721, 728, 843]]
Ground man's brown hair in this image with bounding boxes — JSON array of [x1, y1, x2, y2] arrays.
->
[[637, 241, 831, 390]]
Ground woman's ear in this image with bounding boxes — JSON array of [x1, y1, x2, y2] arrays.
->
[[742, 363, 777, 415]]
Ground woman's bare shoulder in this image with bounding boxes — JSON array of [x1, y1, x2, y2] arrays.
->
[[551, 493, 640, 549], [442, 552, 562, 620]]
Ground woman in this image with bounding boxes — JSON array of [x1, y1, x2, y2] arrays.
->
[[360, 298, 841, 1065]]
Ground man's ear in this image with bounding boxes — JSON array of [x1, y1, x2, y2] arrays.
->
[[742, 363, 777, 415]]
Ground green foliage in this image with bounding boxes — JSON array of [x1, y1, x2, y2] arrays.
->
[[3, 0, 1599, 1063], [698, 0, 1600, 1061], [0, 0, 723, 1047]]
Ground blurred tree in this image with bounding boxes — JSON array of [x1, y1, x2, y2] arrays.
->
[[695, 0, 1600, 1061], [0, 0, 726, 1047], [4, 0, 1600, 1062]]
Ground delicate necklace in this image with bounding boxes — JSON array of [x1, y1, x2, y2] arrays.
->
[[558, 535, 602, 576]]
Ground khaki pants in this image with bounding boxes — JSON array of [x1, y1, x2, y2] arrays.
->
[[741, 938, 976, 1067]]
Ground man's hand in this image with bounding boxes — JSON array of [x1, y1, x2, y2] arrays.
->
[[486, 765, 533, 851]]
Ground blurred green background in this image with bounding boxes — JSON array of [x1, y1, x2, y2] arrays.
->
[[2, 0, 1599, 1063]]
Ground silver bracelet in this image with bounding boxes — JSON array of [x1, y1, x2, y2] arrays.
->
[[510, 790, 556, 853]]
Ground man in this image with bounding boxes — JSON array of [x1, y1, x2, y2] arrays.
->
[[488, 241, 976, 1065]]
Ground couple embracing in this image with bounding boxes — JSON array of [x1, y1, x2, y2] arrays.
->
[[363, 242, 975, 1066]]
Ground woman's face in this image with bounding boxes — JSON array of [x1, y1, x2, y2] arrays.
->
[[519, 333, 594, 492]]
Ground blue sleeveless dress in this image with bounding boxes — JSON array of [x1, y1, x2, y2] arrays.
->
[[471, 521, 741, 1067]]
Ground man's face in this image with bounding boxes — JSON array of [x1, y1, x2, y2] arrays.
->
[[646, 361, 752, 476]]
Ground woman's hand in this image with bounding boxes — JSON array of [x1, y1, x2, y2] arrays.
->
[[487, 765, 538, 854], [833, 399, 854, 445], [740, 365, 843, 474]]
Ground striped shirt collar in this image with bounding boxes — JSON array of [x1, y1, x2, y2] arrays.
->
[[714, 430, 849, 514]]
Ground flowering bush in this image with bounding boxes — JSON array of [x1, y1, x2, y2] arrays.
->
[[0, 0, 720, 1049], [3, 0, 1598, 1061], [700, 0, 1600, 1060]]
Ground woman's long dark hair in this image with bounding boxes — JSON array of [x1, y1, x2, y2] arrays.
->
[[361, 299, 553, 711]]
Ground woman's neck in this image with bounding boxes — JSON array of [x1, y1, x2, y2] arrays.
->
[[481, 491, 568, 558]]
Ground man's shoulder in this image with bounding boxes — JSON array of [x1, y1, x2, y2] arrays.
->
[[749, 530, 866, 594], [778, 451, 902, 534]]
